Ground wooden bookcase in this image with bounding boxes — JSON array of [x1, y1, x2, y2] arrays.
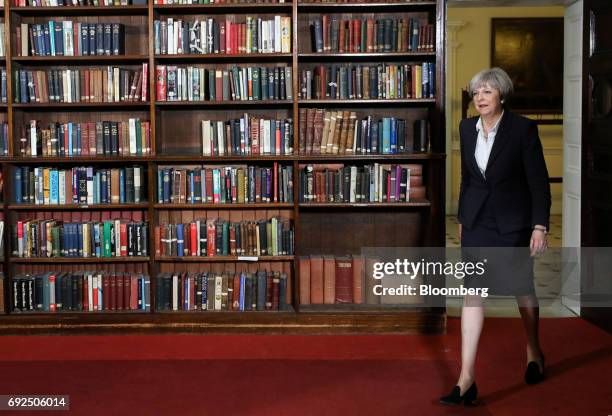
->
[[0, 0, 446, 334]]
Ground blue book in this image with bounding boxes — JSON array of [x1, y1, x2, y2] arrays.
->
[[54, 22, 63, 56], [48, 22, 56, 56], [382, 118, 391, 154], [80, 23, 89, 56], [189, 172, 195, 203], [390, 118, 397, 154], [157, 171, 163, 203], [68, 123, 73, 156], [43, 24, 52, 57], [94, 224, 101, 257], [77, 223, 83, 257], [239, 273, 246, 311], [14, 168, 22, 203], [119, 169, 125, 204], [176, 224, 184, 257], [49, 169, 59, 204], [43, 273, 51, 312]]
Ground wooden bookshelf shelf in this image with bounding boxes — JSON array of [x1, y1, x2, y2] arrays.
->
[[298, 200, 431, 208], [153, 203, 294, 209], [155, 53, 293, 62], [156, 255, 295, 262], [8, 203, 149, 210], [10, 5, 149, 16], [153, 3, 293, 13], [12, 55, 149, 64], [0, 0, 447, 334], [9, 257, 150, 263]]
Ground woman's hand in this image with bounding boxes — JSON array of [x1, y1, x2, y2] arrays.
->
[[530, 229, 548, 257]]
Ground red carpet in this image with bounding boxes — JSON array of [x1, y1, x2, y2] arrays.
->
[[0, 317, 610, 415]]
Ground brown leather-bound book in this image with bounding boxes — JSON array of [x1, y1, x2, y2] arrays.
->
[[325, 111, 337, 153], [110, 169, 120, 203], [298, 108, 307, 154], [339, 111, 350, 154], [366, 19, 375, 52], [123, 274, 131, 311], [116, 273, 124, 310], [345, 112, 357, 153], [323, 255, 335, 304], [312, 109, 324, 154], [338, 21, 345, 53], [364, 257, 381, 304], [299, 256, 311, 305], [231, 273, 240, 310], [130, 276, 138, 310], [310, 255, 324, 304], [305, 108, 315, 154], [109, 274, 117, 310], [335, 256, 353, 303], [352, 255, 364, 304], [332, 111, 343, 154], [320, 110, 331, 154]]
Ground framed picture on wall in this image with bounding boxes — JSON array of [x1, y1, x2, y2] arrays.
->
[[491, 17, 564, 113]]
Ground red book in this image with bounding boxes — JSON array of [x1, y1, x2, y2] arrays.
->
[[154, 226, 161, 258], [110, 275, 117, 310], [123, 274, 130, 311], [339, 22, 345, 53], [73, 22, 79, 56], [103, 275, 110, 311], [130, 276, 138, 310], [89, 122, 96, 154], [116, 273, 124, 310], [206, 220, 216, 257], [226, 21, 232, 54], [120, 223, 128, 257], [156, 66, 167, 101], [63, 124, 69, 153], [83, 276, 89, 311], [322, 15, 329, 52], [80, 123, 89, 156], [220, 21, 226, 53], [93, 276, 99, 311], [190, 223, 197, 256]]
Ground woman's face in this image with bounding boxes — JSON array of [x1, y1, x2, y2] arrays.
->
[[472, 83, 503, 118]]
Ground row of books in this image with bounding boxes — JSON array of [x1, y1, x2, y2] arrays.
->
[[299, 255, 362, 304], [310, 17, 434, 54], [298, 163, 425, 203], [14, 166, 146, 205], [14, 0, 147, 6], [155, 65, 292, 102], [301, 0, 425, 2], [157, 164, 293, 204], [14, 65, 149, 104], [299, 109, 429, 154], [155, 217, 294, 257], [18, 22, 126, 57], [155, 270, 289, 312], [154, 16, 291, 55], [11, 272, 151, 313], [0, 221, 4, 255], [13, 219, 149, 258], [299, 63, 435, 100], [20, 119, 151, 157], [201, 116, 293, 156], [0, 123, 8, 156], [153, 0, 286, 4]]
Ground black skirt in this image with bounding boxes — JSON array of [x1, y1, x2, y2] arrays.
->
[[461, 194, 535, 296]]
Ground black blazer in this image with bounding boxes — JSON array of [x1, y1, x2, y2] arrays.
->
[[458, 110, 551, 234]]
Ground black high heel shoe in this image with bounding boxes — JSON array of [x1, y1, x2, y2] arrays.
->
[[439, 382, 478, 406], [525, 354, 545, 384]]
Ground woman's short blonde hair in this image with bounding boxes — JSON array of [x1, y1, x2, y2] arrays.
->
[[469, 67, 514, 101]]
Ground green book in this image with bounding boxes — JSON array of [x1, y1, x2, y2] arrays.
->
[[135, 119, 142, 155], [103, 221, 111, 258], [252, 67, 260, 101], [222, 222, 229, 256]]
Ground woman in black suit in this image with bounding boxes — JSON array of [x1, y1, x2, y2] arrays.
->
[[440, 67, 551, 406]]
